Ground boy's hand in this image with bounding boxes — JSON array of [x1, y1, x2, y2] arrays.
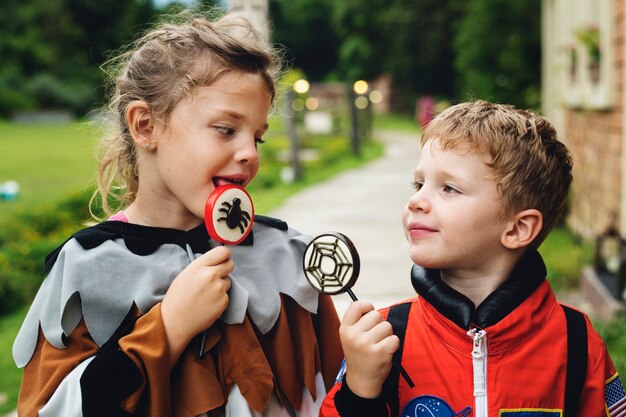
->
[[161, 245, 234, 361], [340, 301, 400, 399]]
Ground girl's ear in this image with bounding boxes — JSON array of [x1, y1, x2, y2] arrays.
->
[[501, 209, 543, 249], [126, 100, 156, 150]]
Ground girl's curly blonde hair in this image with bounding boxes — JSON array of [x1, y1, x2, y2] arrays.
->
[[91, 9, 282, 219]]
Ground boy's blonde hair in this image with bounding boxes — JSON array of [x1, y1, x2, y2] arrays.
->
[[92, 10, 282, 218], [421, 100, 573, 248]]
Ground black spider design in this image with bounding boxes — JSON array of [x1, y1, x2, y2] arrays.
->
[[217, 197, 251, 233]]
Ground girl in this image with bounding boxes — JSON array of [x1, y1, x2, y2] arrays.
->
[[13, 10, 343, 417]]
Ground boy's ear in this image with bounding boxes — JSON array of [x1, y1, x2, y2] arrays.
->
[[126, 100, 156, 149], [501, 209, 543, 250]]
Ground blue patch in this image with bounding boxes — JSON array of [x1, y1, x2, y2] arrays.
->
[[335, 359, 346, 384], [499, 411, 561, 416], [401, 395, 471, 417]]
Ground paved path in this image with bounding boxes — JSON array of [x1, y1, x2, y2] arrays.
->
[[270, 130, 421, 317]]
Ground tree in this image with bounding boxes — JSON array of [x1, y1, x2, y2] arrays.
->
[[267, 0, 464, 111], [454, 0, 541, 109], [330, 0, 388, 82], [270, 0, 340, 82], [378, 0, 465, 112], [0, 0, 157, 116]]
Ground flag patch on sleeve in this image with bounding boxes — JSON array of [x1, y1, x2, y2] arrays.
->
[[606, 374, 626, 417]]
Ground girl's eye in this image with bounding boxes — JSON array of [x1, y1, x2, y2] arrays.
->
[[215, 126, 235, 136], [411, 181, 423, 191], [255, 138, 266, 145]]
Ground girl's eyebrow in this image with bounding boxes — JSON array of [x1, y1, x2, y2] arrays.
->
[[221, 110, 270, 130]]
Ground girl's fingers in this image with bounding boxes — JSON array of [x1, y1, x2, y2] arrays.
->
[[194, 245, 232, 266]]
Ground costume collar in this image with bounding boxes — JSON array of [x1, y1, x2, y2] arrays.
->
[[411, 249, 547, 329], [42, 217, 287, 274]]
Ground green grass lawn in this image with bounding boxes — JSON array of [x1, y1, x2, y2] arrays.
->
[[0, 121, 98, 221]]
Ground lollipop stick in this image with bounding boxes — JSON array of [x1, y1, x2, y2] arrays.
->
[[198, 243, 224, 359], [198, 332, 207, 358]]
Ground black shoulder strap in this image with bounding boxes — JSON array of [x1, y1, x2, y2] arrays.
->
[[562, 304, 588, 417], [382, 302, 414, 417]]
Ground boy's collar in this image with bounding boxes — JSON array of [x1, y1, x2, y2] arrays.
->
[[411, 249, 547, 329]]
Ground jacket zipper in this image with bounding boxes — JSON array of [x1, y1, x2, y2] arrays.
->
[[467, 328, 488, 417]]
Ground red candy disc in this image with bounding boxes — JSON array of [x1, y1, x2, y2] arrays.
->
[[204, 184, 255, 245]]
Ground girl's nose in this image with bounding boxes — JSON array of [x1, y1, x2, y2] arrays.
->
[[235, 137, 259, 165]]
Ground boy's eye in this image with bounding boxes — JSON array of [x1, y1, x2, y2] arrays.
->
[[215, 126, 235, 136], [255, 138, 266, 145], [411, 181, 423, 191], [442, 184, 460, 194]]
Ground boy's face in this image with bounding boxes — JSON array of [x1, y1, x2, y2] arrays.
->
[[402, 139, 513, 271]]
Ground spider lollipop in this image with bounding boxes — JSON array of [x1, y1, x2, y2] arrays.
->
[[205, 184, 254, 245], [198, 184, 254, 357]]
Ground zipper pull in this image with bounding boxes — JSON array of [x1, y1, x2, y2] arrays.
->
[[467, 328, 487, 358]]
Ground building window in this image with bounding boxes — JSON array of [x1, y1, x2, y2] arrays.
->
[[558, 0, 613, 110]]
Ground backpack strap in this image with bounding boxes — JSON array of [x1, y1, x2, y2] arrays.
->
[[562, 304, 588, 417], [382, 302, 414, 417]]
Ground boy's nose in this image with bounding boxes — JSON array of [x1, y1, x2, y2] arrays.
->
[[407, 189, 430, 212]]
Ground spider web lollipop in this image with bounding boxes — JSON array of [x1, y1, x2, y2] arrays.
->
[[205, 184, 254, 245], [303, 232, 360, 301], [303, 232, 413, 387]]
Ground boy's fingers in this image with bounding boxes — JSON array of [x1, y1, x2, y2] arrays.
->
[[366, 319, 394, 341], [379, 334, 400, 354], [342, 301, 376, 325]]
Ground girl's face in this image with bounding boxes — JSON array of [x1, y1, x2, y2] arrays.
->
[[140, 71, 271, 229], [401, 139, 512, 274]]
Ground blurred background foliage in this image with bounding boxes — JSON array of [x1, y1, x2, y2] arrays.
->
[[0, 0, 541, 119]]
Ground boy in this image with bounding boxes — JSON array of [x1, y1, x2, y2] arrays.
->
[[320, 100, 625, 417]]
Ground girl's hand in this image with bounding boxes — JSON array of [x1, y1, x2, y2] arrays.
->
[[340, 301, 400, 399], [161, 245, 234, 362]]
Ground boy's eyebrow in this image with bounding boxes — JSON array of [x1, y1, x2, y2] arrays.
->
[[414, 166, 468, 182]]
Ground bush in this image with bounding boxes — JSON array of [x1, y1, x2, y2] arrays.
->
[[24, 73, 98, 116], [594, 313, 626, 373], [0, 190, 93, 311], [0, 67, 37, 116], [0, 89, 37, 117]]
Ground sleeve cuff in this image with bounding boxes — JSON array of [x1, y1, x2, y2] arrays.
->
[[334, 378, 388, 417]]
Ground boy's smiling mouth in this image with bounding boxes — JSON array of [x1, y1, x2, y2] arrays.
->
[[407, 222, 437, 238]]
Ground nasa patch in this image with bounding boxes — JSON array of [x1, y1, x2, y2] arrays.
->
[[401, 395, 470, 417]]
